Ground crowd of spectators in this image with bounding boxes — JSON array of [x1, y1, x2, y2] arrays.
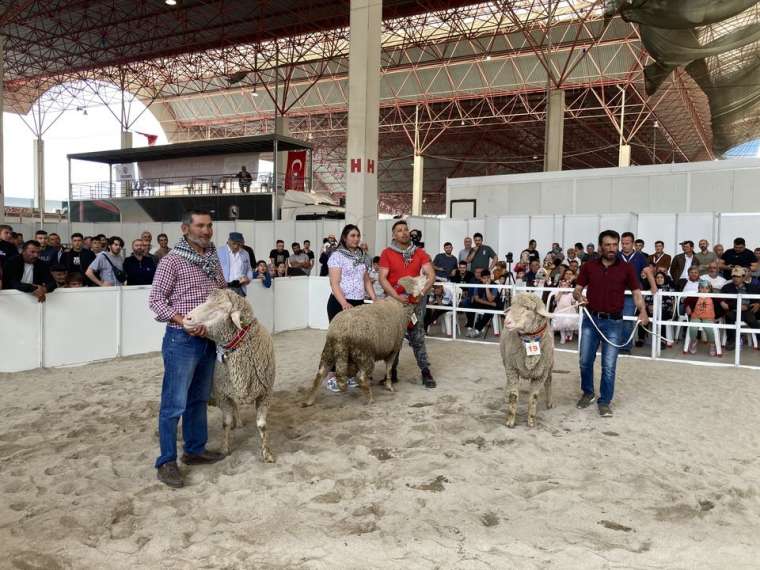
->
[[2, 221, 758, 355]]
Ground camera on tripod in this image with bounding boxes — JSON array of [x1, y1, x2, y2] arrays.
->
[[505, 251, 514, 263]]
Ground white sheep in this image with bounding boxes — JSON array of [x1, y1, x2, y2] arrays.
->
[[184, 288, 276, 461], [500, 293, 555, 428], [303, 275, 427, 406]]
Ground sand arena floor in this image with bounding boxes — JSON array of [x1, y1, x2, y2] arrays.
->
[[1, 329, 760, 569]]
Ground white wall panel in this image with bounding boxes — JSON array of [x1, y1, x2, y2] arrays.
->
[[676, 213, 716, 248], [563, 215, 599, 251], [467, 219, 485, 244], [247, 280, 275, 333], [273, 220, 296, 248], [498, 216, 530, 260], [637, 214, 676, 256], [254, 222, 275, 261], [43, 288, 119, 367], [439, 219, 468, 256], [719, 214, 760, 249], [214, 221, 236, 245], [529, 216, 556, 253], [601, 214, 635, 235], [648, 174, 687, 213], [308, 277, 332, 330], [0, 292, 41, 372], [161, 223, 183, 244], [575, 178, 613, 213], [272, 276, 309, 332], [121, 286, 165, 356]]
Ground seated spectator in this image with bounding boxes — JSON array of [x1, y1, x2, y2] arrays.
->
[[67, 272, 84, 288], [751, 260, 760, 287], [50, 264, 68, 289], [253, 260, 273, 288], [548, 242, 564, 261], [124, 238, 157, 285], [678, 266, 701, 293], [424, 283, 453, 332], [368, 256, 385, 299], [433, 242, 458, 280], [465, 269, 502, 338], [713, 243, 725, 261], [269, 240, 289, 268], [1, 240, 56, 302], [273, 261, 288, 278], [547, 258, 564, 286], [684, 279, 721, 356], [720, 237, 755, 279], [287, 242, 310, 276], [567, 259, 580, 275], [520, 239, 540, 263], [639, 271, 676, 348], [704, 262, 726, 291], [61, 233, 96, 285], [218, 232, 253, 296], [86, 236, 126, 286], [524, 259, 541, 286], [34, 230, 48, 250], [565, 247, 581, 266], [514, 251, 531, 273], [154, 233, 171, 261], [720, 267, 760, 350], [552, 270, 578, 344], [410, 228, 425, 248]]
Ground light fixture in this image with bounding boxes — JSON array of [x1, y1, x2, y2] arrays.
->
[[252, 85, 259, 97], [165, 0, 177, 5], [460, 120, 465, 126], [485, 55, 492, 61]]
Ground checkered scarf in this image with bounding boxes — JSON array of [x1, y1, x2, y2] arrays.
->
[[172, 237, 221, 278], [389, 240, 417, 265]]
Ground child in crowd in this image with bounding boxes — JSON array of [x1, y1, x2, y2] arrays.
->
[[368, 256, 385, 299], [684, 279, 721, 356], [552, 269, 578, 344], [640, 271, 676, 348], [67, 273, 84, 288], [273, 261, 288, 278], [254, 260, 272, 288]]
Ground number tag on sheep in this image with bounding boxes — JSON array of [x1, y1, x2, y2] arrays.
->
[[500, 294, 555, 428]]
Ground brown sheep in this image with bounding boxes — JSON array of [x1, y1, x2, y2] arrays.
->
[[303, 275, 427, 406], [500, 293, 554, 428]]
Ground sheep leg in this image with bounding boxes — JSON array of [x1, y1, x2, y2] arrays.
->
[[255, 396, 275, 463], [219, 398, 234, 455], [358, 368, 374, 405], [303, 362, 328, 407], [232, 401, 243, 429], [527, 380, 542, 428], [335, 355, 349, 392], [505, 369, 520, 428], [383, 353, 398, 392], [544, 371, 554, 410]]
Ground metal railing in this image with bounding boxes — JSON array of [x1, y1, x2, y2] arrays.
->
[[422, 282, 760, 369], [71, 172, 310, 200]]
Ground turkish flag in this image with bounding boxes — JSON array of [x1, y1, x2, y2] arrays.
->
[[285, 150, 307, 191]]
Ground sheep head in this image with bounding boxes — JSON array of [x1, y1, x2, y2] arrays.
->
[[504, 293, 552, 335], [183, 288, 255, 343], [397, 275, 427, 302]]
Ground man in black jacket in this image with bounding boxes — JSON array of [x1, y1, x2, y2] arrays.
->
[[2, 240, 57, 302], [0, 224, 19, 270], [124, 238, 157, 285], [61, 232, 96, 285], [720, 267, 760, 350]]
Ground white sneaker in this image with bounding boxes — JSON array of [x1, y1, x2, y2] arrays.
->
[[325, 377, 342, 392], [347, 377, 359, 388]]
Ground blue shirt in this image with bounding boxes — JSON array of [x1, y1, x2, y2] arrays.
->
[[618, 250, 648, 285]]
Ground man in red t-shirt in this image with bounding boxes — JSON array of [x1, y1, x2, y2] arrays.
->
[[573, 229, 649, 418], [379, 220, 436, 388]]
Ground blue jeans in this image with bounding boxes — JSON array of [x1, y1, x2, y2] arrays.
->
[[155, 327, 217, 468], [621, 296, 636, 351], [579, 315, 623, 406]]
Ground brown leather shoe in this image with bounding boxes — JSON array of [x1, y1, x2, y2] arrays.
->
[[181, 450, 225, 465], [157, 461, 184, 488]]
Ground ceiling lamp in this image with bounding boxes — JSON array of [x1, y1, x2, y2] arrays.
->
[[165, 0, 177, 5]]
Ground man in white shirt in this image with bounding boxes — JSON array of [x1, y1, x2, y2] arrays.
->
[[704, 262, 727, 291], [669, 240, 696, 283], [217, 232, 253, 296], [458, 237, 472, 268]]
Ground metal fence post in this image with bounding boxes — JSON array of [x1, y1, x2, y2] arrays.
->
[[451, 282, 458, 340], [735, 294, 742, 368], [651, 291, 660, 360]]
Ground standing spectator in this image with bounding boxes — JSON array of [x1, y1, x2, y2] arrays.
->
[[669, 240, 696, 286], [287, 242, 310, 276], [634, 239, 648, 257], [378, 220, 436, 388], [521, 239, 540, 263], [565, 247, 581, 266], [319, 235, 337, 276], [141, 231, 154, 256], [574, 230, 649, 417], [83, 236, 93, 250], [269, 240, 289, 268], [713, 243, 725, 263], [148, 209, 227, 488], [34, 230, 48, 250], [582, 242, 597, 262], [1, 240, 57, 301], [410, 228, 425, 248], [253, 260, 272, 288], [124, 238, 157, 285], [720, 237, 756, 279], [458, 237, 473, 268], [548, 242, 564, 261], [720, 267, 760, 350], [86, 236, 126, 286], [61, 233, 96, 285], [90, 238, 103, 256], [236, 165, 253, 192], [433, 242, 458, 280], [368, 256, 385, 299], [40, 232, 64, 265], [154, 233, 171, 261], [95, 234, 108, 250], [359, 241, 372, 269], [619, 232, 656, 352], [574, 242, 585, 260], [13, 232, 24, 253], [704, 262, 727, 291], [302, 239, 315, 274], [465, 269, 501, 338], [217, 232, 253, 296], [695, 239, 716, 274], [0, 224, 19, 269], [467, 232, 497, 273], [647, 240, 671, 273]]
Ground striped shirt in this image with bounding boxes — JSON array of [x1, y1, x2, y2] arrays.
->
[[148, 251, 227, 328]]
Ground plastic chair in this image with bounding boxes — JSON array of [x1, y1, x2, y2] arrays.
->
[[682, 320, 722, 356]]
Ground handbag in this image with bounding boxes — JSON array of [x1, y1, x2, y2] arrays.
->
[[102, 254, 126, 284]]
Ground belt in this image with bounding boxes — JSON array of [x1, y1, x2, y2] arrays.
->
[[588, 310, 623, 320]]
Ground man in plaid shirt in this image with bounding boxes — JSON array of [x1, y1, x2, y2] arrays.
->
[[149, 209, 227, 488]]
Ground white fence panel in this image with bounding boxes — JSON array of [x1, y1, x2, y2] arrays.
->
[[308, 276, 332, 330], [247, 280, 275, 333], [637, 214, 676, 256], [272, 276, 309, 332], [121, 286, 165, 357], [0, 292, 41, 372], [43, 288, 119, 368]]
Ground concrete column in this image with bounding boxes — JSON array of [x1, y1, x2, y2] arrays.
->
[[0, 35, 5, 223], [33, 138, 45, 219], [543, 89, 565, 172], [345, 0, 382, 255], [412, 153, 424, 216], [120, 131, 133, 149]]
